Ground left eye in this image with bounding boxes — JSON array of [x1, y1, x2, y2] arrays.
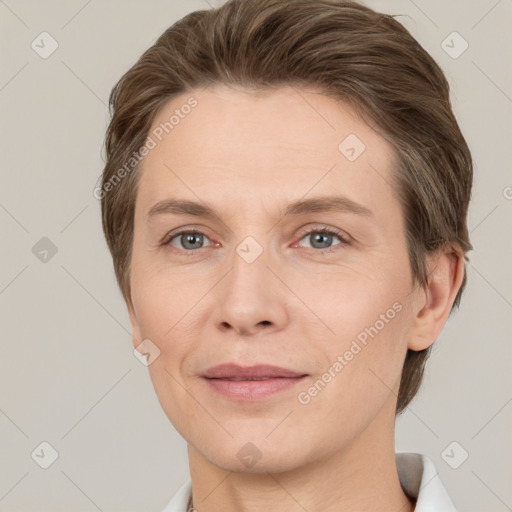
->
[[298, 229, 345, 251]]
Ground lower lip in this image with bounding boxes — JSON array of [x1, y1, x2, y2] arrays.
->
[[203, 376, 308, 400]]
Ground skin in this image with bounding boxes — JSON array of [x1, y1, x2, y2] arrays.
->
[[127, 85, 464, 512]]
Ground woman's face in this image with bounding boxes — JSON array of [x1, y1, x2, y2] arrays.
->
[[128, 85, 422, 472]]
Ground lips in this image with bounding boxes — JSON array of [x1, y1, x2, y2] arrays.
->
[[202, 363, 306, 380], [201, 364, 308, 400]]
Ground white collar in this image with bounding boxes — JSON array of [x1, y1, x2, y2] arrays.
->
[[396, 452, 456, 511], [161, 452, 456, 511]]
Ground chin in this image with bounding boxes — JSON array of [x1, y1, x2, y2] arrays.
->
[[208, 448, 305, 474], [190, 430, 324, 475]]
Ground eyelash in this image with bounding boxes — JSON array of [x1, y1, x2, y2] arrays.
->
[[160, 226, 350, 256]]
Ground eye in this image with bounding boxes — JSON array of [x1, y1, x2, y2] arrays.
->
[[296, 226, 349, 253], [160, 226, 350, 255], [163, 229, 213, 251]]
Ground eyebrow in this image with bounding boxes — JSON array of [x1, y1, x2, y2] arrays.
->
[[146, 195, 374, 221]]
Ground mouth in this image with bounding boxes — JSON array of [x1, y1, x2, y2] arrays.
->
[[201, 363, 308, 401]]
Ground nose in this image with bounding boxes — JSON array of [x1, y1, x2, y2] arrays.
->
[[214, 243, 288, 337]]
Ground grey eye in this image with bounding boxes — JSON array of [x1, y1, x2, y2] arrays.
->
[[170, 232, 211, 250], [300, 231, 342, 250]]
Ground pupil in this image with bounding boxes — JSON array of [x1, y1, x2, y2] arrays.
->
[[312, 233, 331, 248], [184, 233, 202, 249]]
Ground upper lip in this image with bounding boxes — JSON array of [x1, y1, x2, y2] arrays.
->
[[202, 363, 307, 379]]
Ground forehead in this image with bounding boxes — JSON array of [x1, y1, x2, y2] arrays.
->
[[136, 85, 398, 217]]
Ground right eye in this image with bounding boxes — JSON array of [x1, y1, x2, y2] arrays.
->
[[163, 229, 214, 251]]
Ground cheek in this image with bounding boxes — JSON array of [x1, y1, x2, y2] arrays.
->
[[130, 263, 203, 436], [296, 267, 411, 405], [130, 256, 206, 341], [294, 300, 410, 443], [286, 255, 409, 342]]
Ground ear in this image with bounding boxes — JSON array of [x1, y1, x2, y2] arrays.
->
[[408, 245, 465, 351], [127, 296, 143, 350]]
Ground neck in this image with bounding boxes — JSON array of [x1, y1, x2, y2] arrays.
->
[[186, 398, 415, 512]]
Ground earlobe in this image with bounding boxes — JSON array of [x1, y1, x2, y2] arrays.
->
[[408, 246, 465, 351]]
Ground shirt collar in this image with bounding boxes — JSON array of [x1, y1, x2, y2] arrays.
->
[[396, 452, 457, 511], [162, 452, 456, 511]]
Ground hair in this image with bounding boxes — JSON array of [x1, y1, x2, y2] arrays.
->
[[100, 0, 473, 415]]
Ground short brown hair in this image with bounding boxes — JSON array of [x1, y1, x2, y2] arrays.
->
[[100, 0, 473, 414]]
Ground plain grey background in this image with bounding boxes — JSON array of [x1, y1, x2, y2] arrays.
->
[[1, 0, 511, 510]]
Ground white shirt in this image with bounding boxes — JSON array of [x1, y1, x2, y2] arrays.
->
[[161, 452, 456, 511]]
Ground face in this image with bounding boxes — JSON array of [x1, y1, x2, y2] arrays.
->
[[128, 85, 422, 473]]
